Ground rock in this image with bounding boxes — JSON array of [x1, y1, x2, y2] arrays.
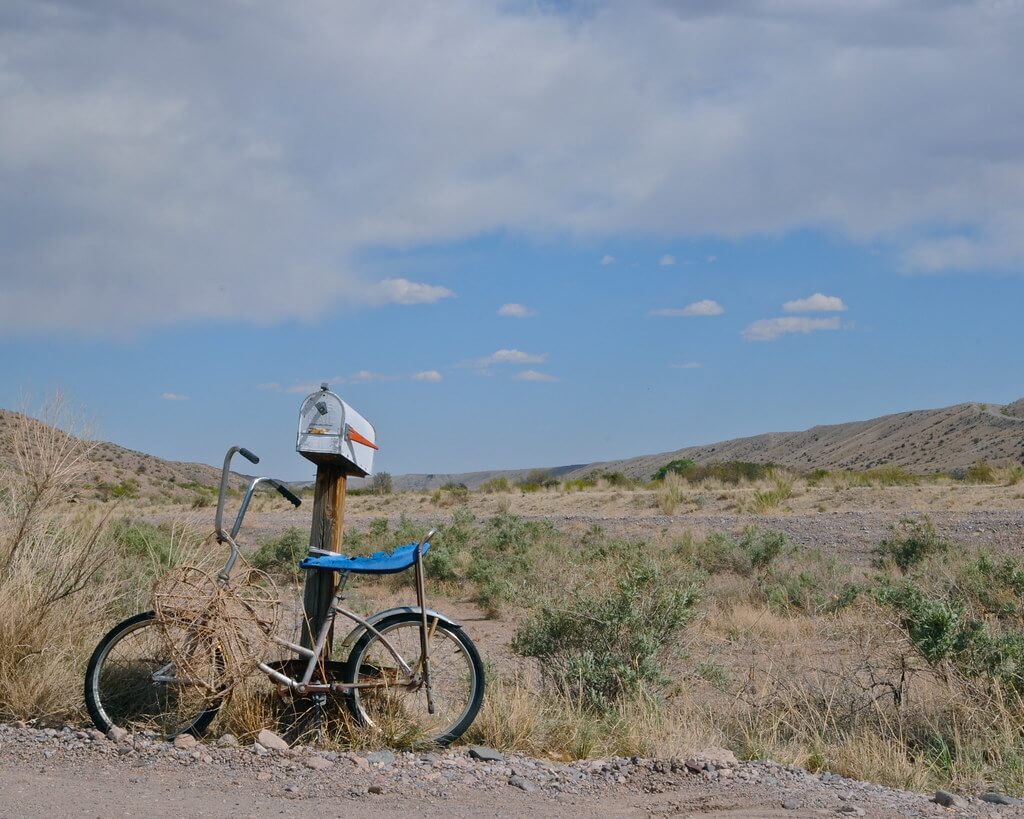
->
[[216, 734, 239, 748], [284, 784, 300, 794], [367, 750, 395, 767], [782, 797, 802, 810], [86, 729, 106, 742], [695, 747, 739, 768], [684, 760, 704, 774], [256, 729, 289, 752], [368, 785, 384, 795], [835, 807, 865, 817], [508, 775, 537, 793], [305, 756, 333, 771], [173, 734, 197, 750], [252, 742, 268, 755], [468, 746, 505, 763], [980, 792, 1022, 806], [107, 726, 129, 743], [933, 789, 969, 809]]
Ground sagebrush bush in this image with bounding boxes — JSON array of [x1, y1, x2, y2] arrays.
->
[[874, 518, 950, 572], [512, 557, 702, 712]]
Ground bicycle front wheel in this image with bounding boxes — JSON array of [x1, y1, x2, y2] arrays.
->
[[343, 612, 484, 746], [84, 611, 225, 738]]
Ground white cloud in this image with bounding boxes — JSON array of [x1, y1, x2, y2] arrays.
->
[[782, 293, 848, 313], [497, 302, 534, 318], [161, 392, 188, 401], [601, 255, 616, 266], [414, 370, 443, 382], [671, 362, 702, 369], [1, 2, 1023, 333], [464, 348, 548, 368], [743, 316, 842, 342], [659, 254, 675, 266], [651, 300, 724, 317], [371, 278, 455, 306], [515, 370, 559, 382]]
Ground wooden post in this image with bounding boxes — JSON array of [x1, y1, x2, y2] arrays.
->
[[300, 462, 347, 666]]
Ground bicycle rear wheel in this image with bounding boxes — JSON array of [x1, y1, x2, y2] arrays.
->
[[84, 611, 225, 738], [342, 612, 484, 746]]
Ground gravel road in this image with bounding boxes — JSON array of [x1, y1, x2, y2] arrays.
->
[[0, 723, 1015, 818]]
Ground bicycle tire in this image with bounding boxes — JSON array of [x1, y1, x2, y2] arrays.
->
[[84, 611, 224, 739], [342, 612, 485, 746]]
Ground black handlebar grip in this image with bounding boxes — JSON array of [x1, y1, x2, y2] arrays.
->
[[238, 448, 260, 464], [274, 481, 302, 507]]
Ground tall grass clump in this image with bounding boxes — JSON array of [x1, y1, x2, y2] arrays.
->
[[873, 517, 950, 572], [0, 398, 116, 721], [656, 472, 686, 514]]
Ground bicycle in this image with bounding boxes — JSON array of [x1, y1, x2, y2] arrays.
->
[[84, 446, 485, 745]]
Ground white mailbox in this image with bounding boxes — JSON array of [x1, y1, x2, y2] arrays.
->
[[296, 383, 378, 476]]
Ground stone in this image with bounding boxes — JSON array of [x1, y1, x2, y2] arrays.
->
[[305, 756, 333, 771], [684, 760, 704, 775], [835, 807, 865, 817], [86, 729, 106, 742], [367, 750, 395, 767], [980, 792, 1022, 806], [695, 747, 739, 768], [933, 789, 969, 809], [173, 734, 197, 750], [782, 797, 801, 810], [468, 746, 505, 763], [368, 785, 384, 795], [107, 726, 129, 743], [252, 742, 268, 755], [216, 734, 239, 748], [256, 729, 289, 752], [508, 775, 537, 793]]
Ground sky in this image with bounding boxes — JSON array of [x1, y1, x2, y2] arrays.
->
[[1, 0, 1023, 482]]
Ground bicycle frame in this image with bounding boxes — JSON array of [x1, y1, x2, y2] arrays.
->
[[159, 446, 438, 703]]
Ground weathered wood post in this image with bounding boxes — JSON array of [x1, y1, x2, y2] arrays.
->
[[296, 384, 377, 673]]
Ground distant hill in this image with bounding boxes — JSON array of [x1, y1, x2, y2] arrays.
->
[[6, 399, 1024, 497], [0, 409, 235, 502], [370, 399, 1024, 490]]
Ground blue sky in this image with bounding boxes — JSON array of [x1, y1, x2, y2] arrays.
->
[[2, 1, 1023, 481]]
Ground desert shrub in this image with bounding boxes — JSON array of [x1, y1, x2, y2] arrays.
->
[[964, 461, 996, 484], [761, 568, 859, 615], [479, 477, 512, 494], [369, 471, 393, 495], [431, 482, 469, 507], [748, 477, 794, 513], [598, 471, 636, 489], [516, 470, 559, 492], [109, 519, 177, 569], [874, 518, 950, 572], [562, 479, 596, 492], [513, 556, 702, 712], [652, 459, 696, 481], [96, 478, 141, 501], [656, 472, 685, 514], [673, 527, 786, 576], [249, 527, 307, 575]]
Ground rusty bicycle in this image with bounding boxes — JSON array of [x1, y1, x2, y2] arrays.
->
[[84, 446, 484, 745]]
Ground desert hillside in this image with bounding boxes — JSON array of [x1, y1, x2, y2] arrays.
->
[[383, 399, 1024, 490], [0, 408, 233, 501]]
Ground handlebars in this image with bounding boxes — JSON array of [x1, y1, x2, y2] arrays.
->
[[214, 446, 302, 581]]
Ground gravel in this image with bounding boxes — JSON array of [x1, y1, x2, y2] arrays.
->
[[0, 724, 1015, 817]]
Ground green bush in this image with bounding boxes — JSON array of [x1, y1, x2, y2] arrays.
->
[[674, 527, 787, 576], [874, 518, 950, 572], [478, 477, 511, 493], [517, 470, 560, 492], [964, 461, 996, 484], [652, 459, 696, 481], [250, 527, 307, 575], [369, 472, 393, 495], [512, 557, 702, 712], [110, 519, 174, 567]]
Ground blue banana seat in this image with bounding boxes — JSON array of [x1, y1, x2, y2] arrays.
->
[[299, 541, 430, 574]]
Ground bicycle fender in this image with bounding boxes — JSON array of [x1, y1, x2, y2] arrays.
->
[[337, 606, 461, 648]]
